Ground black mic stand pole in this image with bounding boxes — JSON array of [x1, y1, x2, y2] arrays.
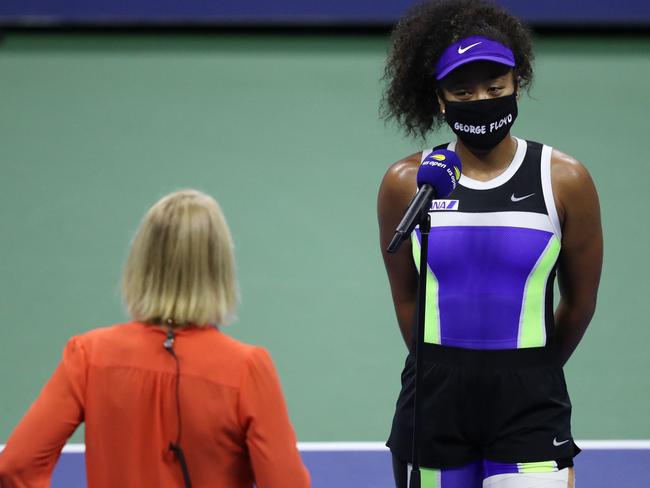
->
[[409, 208, 431, 488]]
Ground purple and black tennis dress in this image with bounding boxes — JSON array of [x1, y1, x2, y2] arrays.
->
[[387, 138, 581, 481]]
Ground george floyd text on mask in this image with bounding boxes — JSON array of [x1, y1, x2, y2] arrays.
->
[[443, 93, 518, 151]]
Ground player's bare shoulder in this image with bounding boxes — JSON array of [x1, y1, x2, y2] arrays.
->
[[377, 152, 422, 241], [378, 152, 421, 208], [551, 148, 591, 183], [550, 148, 599, 226], [384, 152, 421, 182]]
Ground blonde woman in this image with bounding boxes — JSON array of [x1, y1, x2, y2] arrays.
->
[[0, 190, 310, 488]]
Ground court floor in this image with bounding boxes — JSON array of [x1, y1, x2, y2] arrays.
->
[[39, 441, 650, 487]]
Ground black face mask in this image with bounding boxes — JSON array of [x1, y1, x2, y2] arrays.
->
[[444, 93, 518, 151]]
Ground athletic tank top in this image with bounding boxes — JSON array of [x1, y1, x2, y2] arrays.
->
[[412, 138, 562, 350]]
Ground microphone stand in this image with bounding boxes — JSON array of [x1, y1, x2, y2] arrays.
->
[[409, 208, 431, 488]]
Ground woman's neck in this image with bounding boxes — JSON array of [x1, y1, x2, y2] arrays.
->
[[455, 134, 518, 182]]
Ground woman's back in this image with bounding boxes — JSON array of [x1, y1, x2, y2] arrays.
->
[[0, 322, 309, 488]]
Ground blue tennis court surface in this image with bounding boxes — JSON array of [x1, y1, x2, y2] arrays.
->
[[42, 442, 650, 487]]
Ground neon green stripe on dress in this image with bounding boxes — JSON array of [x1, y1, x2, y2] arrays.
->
[[518, 236, 561, 348], [517, 460, 558, 473], [412, 233, 441, 344], [420, 467, 440, 488]]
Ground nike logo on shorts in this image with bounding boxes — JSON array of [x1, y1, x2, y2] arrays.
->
[[553, 437, 570, 446], [511, 193, 535, 202], [457, 42, 482, 54]]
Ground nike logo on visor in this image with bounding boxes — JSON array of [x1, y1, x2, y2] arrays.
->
[[553, 437, 570, 447], [458, 42, 482, 54]]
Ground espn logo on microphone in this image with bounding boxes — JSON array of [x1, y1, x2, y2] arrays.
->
[[429, 199, 459, 211]]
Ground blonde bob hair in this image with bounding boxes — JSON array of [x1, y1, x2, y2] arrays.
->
[[123, 189, 238, 327]]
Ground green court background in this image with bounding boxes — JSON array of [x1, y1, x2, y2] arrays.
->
[[1, 34, 649, 443]]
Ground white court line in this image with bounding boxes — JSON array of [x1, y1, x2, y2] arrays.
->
[[577, 440, 650, 450], [3, 441, 650, 453], [299, 441, 650, 450], [299, 442, 389, 451]]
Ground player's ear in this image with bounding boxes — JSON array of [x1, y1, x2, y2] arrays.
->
[[514, 74, 521, 101], [436, 91, 446, 115]]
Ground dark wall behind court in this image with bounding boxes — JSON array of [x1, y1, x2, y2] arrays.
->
[[1, 1, 649, 25], [0, 34, 649, 443]]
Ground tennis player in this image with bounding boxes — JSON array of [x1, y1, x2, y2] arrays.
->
[[0, 190, 310, 488], [378, 1, 603, 487]]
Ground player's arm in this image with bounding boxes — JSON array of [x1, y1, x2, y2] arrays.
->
[[552, 150, 603, 366], [377, 155, 420, 349]]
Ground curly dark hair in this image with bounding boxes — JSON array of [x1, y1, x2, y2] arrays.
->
[[382, 0, 534, 139]]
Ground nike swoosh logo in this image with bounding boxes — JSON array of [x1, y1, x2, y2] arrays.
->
[[553, 437, 570, 447], [458, 42, 482, 54], [511, 193, 535, 202]]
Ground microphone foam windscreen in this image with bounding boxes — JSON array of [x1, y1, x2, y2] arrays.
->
[[417, 149, 462, 198]]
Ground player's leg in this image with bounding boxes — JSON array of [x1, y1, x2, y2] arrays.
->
[[392, 455, 483, 488], [482, 460, 575, 488]]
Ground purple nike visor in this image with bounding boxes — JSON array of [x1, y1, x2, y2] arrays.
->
[[435, 35, 515, 80]]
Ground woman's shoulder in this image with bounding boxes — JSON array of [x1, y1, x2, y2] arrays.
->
[[69, 322, 272, 380], [70, 321, 146, 346], [53, 323, 138, 368], [187, 330, 276, 388], [66, 321, 128, 344], [209, 329, 267, 359]]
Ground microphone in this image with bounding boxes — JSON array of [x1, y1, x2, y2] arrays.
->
[[386, 149, 461, 253], [162, 327, 193, 488], [164, 330, 175, 352]]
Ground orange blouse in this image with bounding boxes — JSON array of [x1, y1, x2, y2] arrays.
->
[[0, 322, 310, 488]]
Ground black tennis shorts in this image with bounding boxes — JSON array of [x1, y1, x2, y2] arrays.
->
[[387, 343, 581, 469]]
